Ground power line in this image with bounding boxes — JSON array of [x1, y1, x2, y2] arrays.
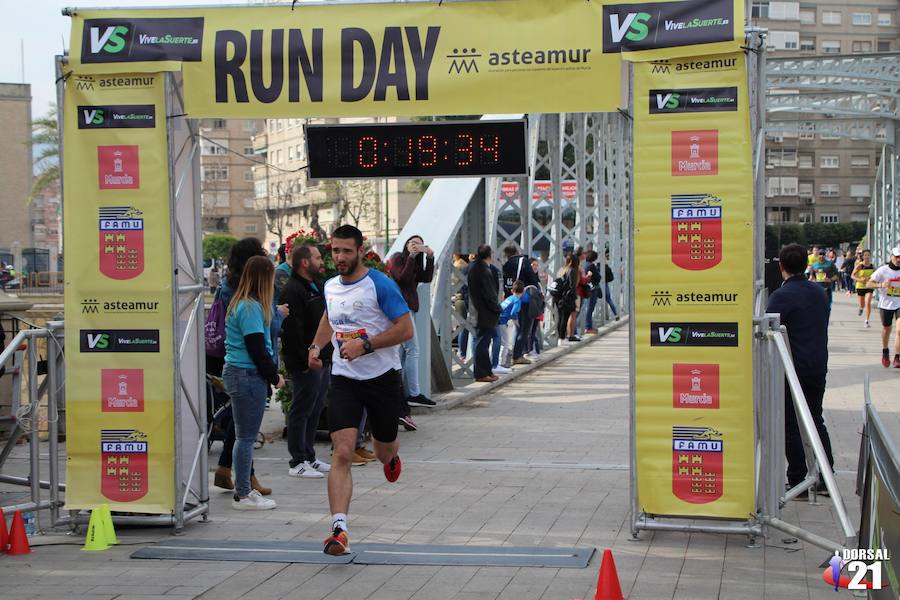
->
[[196, 133, 308, 174]]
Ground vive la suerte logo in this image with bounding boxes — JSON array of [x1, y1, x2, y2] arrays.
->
[[81, 17, 203, 64], [649, 87, 738, 114], [603, 0, 734, 53], [77, 105, 156, 129], [214, 26, 440, 104]]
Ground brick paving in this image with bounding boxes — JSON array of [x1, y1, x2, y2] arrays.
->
[[0, 293, 895, 599]]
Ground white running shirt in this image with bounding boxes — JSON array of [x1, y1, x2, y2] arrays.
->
[[869, 264, 900, 311], [323, 269, 409, 380]]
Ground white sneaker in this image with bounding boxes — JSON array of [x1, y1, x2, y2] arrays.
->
[[865, 320, 871, 328], [232, 489, 277, 510], [288, 461, 325, 479], [309, 459, 331, 473], [493, 365, 512, 374]]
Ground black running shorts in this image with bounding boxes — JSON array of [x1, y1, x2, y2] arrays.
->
[[857, 288, 873, 297], [329, 369, 402, 443], [880, 307, 900, 328]]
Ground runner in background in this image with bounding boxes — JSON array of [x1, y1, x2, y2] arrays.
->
[[852, 249, 875, 328], [867, 247, 900, 368], [806, 248, 839, 319], [840, 249, 856, 296]]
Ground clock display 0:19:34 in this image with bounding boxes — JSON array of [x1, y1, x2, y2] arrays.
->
[[331, 132, 499, 170]]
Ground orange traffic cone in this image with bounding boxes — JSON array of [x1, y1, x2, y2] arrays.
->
[[7, 511, 31, 555], [594, 548, 624, 600], [0, 507, 8, 553]]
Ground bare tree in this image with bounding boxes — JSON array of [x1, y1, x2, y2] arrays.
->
[[330, 180, 380, 229], [262, 178, 296, 243]]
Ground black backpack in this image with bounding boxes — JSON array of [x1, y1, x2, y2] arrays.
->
[[548, 275, 571, 300]]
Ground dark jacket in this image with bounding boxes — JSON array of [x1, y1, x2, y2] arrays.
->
[[388, 252, 435, 313], [278, 271, 333, 373], [766, 274, 829, 376], [502, 255, 540, 296], [467, 259, 501, 329]]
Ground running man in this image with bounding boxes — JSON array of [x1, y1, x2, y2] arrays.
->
[[867, 246, 900, 368], [308, 225, 413, 555], [852, 249, 875, 327]]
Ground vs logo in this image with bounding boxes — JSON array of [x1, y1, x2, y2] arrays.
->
[[83, 108, 104, 125], [86, 332, 110, 350], [656, 93, 681, 110], [89, 25, 129, 55], [608, 12, 651, 43], [657, 326, 682, 344]]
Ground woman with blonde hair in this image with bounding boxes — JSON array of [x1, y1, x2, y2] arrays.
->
[[223, 256, 285, 510]]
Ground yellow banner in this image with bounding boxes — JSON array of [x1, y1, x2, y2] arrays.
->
[[632, 52, 754, 518], [63, 72, 175, 513]]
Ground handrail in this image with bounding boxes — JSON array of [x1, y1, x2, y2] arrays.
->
[[770, 328, 856, 541]]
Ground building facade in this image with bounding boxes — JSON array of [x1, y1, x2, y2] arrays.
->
[[752, 0, 899, 224], [200, 118, 267, 241], [0, 83, 34, 267], [251, 118, 419, 256]]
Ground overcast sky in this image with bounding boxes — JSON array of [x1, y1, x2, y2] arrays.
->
[[0, 0, 252, 118]]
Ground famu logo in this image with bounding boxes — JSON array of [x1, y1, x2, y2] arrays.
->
[[77, 105, 156, 129], [81, 18, 203, 64], [649, 87, 738, 114], [603, 0, 734, 53]]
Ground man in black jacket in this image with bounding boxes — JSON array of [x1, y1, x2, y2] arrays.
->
[[767, 243, 834, 496], [280, 244, 333, 479], [502, 244, 540, 297], [467, 245, 502, 382]]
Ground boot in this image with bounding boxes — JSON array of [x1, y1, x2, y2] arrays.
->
[[251, 475, 272, 496], [213, 466, 234, 490]]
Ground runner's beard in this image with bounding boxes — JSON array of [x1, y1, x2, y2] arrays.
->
[[338, 254, 360, 275]]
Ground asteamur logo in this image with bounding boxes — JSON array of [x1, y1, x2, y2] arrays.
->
[[81, 17, 203, 63]]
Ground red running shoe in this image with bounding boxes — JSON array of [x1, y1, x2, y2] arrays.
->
[[882, 354, 891, 368], [893, 357, 900, 368], [384, 455, 402, 483], [323, 527, 350, 555]]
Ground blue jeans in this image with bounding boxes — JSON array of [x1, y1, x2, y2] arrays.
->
[[491, 326, 502, 369], [223, 364, 268, 497], [286, 366, 329, 467], [584, 289, 599, 330], [400, 317, 420, 397], [605, 283, 618, 316]]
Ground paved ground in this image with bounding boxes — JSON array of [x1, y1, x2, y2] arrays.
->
[[0, 292, 897, 599]]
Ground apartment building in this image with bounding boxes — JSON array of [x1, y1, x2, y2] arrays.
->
[[752, 0, 899, 224], [199, 119, 267, 241], [0, 83, 34, 267], [252, 118, 419, 255]]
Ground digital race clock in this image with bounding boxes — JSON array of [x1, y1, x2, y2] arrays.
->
[[305, 120, 527, 179]]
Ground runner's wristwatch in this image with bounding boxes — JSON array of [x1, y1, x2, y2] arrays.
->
[[362, 339, 373, 354], [308, 343, 320, 352]]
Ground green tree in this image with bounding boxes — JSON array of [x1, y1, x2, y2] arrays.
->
[[203, 234, 238, 261], [29, 106, 59, 202]]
